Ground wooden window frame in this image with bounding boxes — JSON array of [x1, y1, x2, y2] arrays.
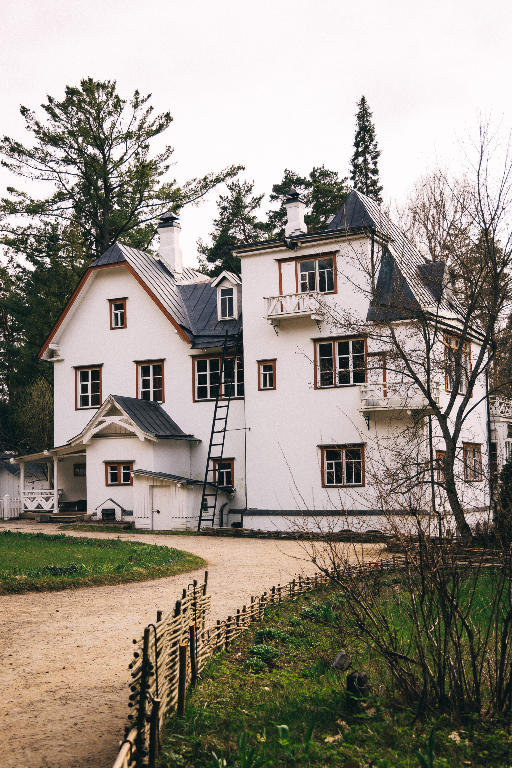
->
[[314, 336, 367, 389], [105, 462, 133, 486], [444, 334, 471, 395], [75, 365, 103, 410], [218, 286, 236, 320], [436, 450, 446, 484], [258, 359, 276, 391], [278, 251, 338, 295], [109, 298, 127, 330], [463, 443, 483, 483], [192, 354, 244, 402], [136, 360, 165, 403], [73, 463, 86, 477], [320, 445, 365, 488], [212, 458, 234, 487]]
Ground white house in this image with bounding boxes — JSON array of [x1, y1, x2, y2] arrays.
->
[[14, 191, 511, 532]]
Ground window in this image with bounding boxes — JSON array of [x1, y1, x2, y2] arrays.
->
[[213, 458, 234, 487], [137, 361, 164, 403], [258, 360, 276, 390], [316, 338, 366, 387], [75, 366, 102, 409], [436, 451, 446, 484], [298, 255, 335, 293], [105, 463, 133, 486], [74, 464, 86, 477], [109, 298, 127, 329], [219, 287, 234, 319], [321, 446, 364, 487], [445, 335, 470, 394], [194, 356, 244, 401], [463, 443, 482, 482]]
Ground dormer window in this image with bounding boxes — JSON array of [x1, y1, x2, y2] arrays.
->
[[109, 298, 127, 329], [220, 287, 234, 319]]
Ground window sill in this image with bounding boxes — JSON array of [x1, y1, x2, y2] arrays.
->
[[195, 396, 245, 402], [324, 484, 365, 489], [317, 383, 364, 389], [77, 406, 100, 410]]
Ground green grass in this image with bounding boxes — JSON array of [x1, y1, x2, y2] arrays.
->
[[159, 585, 512, 768], [0, 531, 204, 594]]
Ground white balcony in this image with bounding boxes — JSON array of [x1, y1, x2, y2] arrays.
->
[[489, 396, 512, 419], [359, 381, 440, 413], [22, 489, 58, 513], [264, 292, 323, 324]]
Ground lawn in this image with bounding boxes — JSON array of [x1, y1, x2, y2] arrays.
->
[[159, 582, 512, 768], [0, 531, 204, 594]]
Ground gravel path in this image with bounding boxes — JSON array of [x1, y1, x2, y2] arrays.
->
[[0, 521, 379, 768]]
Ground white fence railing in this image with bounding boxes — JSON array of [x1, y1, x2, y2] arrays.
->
[[490, 396, 512, 419], [22, 489, 57, 512], [264, 292, 323, 320], [360, 381, 440, 411], [1, 495, 22, 519]]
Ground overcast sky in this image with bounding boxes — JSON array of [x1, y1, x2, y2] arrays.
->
[[1, 0, 511, 265]]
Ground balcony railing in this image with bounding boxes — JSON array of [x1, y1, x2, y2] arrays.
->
[[359, 381, 440, 413], [489, 395, 512, 419], [22, 489, 58, 513], [264, 292, 323, 323]]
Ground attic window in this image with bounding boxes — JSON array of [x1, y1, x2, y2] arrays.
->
[[219, 287, 235, 319]]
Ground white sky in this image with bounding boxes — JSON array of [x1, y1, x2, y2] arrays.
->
[[1, 0, 511, 266]]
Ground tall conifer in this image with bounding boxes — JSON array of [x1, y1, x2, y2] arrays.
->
[[350, 96, 383, 202]]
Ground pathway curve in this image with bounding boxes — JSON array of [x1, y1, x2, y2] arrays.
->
[[0, 522, 378, 768]]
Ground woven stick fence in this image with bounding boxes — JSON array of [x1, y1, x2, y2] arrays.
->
[[112, 569, 337, 768]]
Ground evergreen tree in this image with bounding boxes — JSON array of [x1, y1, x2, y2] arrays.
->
[[197, 180, 269, 276], [350, 96, 383, 202], [0, 78, 242, 259], [267, 166, 349, 238]]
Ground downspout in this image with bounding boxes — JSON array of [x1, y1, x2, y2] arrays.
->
[[485, 367, 495, 521]]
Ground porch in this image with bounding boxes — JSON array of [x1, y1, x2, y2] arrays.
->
[[359, 381, 440, 413], [14, 445, 87, 516]]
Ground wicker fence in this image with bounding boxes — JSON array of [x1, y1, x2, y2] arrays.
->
[[112, 569, 333, 768]]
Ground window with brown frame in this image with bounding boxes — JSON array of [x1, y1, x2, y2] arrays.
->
[[109, 298, 127, 329], [321, 445, 364, 487], [258, 360, 276, 390], [105, 463, 133, 486], [212, 458, 234, 487], [445, 334, 471, 394], [75, 366, 102, 409], [136, 361, 164, 403], [74, 464, 86, 477], [278, 252, 337, 295], [463, 443, 482, 482], [316, 337, 366, 387], [436, 450, 447, 484], [193, 355, 244, 401]]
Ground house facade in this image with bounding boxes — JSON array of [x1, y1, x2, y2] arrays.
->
[[15, 192, 510, 532]]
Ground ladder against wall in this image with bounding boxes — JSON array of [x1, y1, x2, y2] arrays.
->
[[198, 330, 243, 530]]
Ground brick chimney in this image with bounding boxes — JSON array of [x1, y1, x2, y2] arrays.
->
[[284, 188, 307, 237], [157, 212, 183, 274]]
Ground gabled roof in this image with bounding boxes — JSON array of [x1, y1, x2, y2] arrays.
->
[[69, 395, 199, 445], [328, 190, 460, 319], [211, 270, 242, 288]]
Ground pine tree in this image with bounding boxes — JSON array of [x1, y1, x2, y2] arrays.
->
[[197, 180, 269, 276], [350, 96, 383, 202]]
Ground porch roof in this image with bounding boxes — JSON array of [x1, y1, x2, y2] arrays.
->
[[15, 446, 86, 463], [132, 469, 215, 487]]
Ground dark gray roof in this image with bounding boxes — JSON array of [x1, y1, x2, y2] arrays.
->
[[132, 469, 206, 485], [112, 396, 198, 440], [91, 242, 242, 348], [329, 190, 462, 320], [177, 282, 241, 349], [0, 460, 49, 478]]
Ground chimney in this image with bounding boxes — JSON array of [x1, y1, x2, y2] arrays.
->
[[284, 188, 307, 237], [157, 212, 183, 274]]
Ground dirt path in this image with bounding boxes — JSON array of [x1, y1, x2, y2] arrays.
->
[[0, 522, 379, 768]]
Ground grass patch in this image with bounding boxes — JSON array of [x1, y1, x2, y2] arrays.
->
[[58, 524, 201, 535], [0, 531, 204, 594], [159, 583, 512, 768]]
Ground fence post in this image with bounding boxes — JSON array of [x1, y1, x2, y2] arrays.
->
[[225, 616, 232, 650], [148, 697, 161, 768], [3, 495, 9, 520], [135, 627, 151, 767], [189, 624, 197, 686], [177, 643, 188, 717]]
